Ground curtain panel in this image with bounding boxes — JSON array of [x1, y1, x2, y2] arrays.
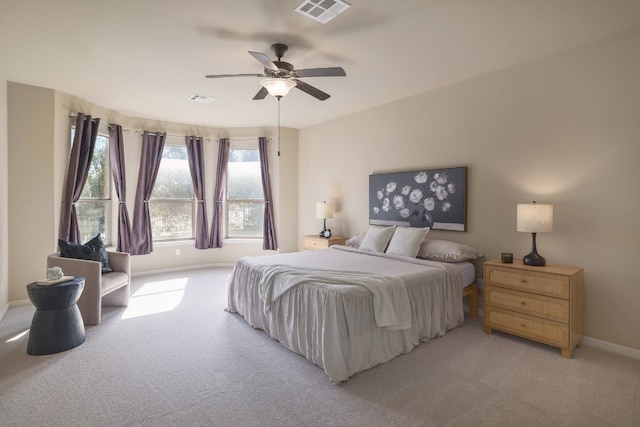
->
[[185, 136, 209, 249], [259, 137, 277, 250], [108, 124, 133, 253], [59, 113, 99, 243], [131, 131, 166, 255], [209, 138, 229, 248]]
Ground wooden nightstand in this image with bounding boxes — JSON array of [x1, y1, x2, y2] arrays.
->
[[302, 235, 347, 251], [483, 259, 584, 358]]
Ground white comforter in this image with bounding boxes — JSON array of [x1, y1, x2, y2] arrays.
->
[[259, 264, 411, 330], [227, 246, 464, 384]]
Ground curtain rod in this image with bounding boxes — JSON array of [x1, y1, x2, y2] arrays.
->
[[68, 112, 131, 133], [215, 137, 272, 143], [69, 113, 270, 143], [134, 130, 212, 142]]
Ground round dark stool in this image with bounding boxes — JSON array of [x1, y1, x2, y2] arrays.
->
[[26, 277, 85, 355]]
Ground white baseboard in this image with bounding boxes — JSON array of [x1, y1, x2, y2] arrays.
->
[[9, 299, 31, 307], [0, 299, 31, 325], [131, 262, 235, 278], [0, 303, 8, 324], [582, 336, 640, 360], [466, 309, 640, 360]]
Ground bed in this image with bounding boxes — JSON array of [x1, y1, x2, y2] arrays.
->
[[227, 235, 481, 384]]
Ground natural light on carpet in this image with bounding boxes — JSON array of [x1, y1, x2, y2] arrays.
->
[[6, 329, 29, 343], [121, 277, 187, 319]]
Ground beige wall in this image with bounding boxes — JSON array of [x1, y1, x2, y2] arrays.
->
[[5, 83, 298, 303], [0, 80, 8, 316], [7, 83, 56, 302], [298, 28, 640, 351]]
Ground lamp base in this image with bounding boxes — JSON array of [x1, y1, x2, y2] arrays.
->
[[319, 228, 331, 238], [523, 252, 546, 266]]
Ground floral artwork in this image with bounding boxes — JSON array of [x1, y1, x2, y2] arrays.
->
[[369, 167, 467, 231]]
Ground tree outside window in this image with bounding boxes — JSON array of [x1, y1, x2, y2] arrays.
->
[[226, 148, 264, 238], [149, 145, 195, 241], [73, 129, 111, 245]]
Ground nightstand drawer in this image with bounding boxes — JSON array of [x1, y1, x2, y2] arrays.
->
[[485, 285, 569, 323], [302, 235, 347, 251], [303, 237, 328, 250], [486, 266, 569, 299], [485, 306, 569, 348]]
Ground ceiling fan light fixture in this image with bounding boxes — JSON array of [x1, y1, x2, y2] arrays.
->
[[260, 78, 296, 98]]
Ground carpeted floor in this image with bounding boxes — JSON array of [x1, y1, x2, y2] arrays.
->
[[1, 266, 639, 426]]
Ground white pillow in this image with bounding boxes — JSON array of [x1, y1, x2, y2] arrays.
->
[[358, 226, 396, 253], [417, 239, 483, 262], [385, 227, 430, 258], [345, 233, 366, 248]]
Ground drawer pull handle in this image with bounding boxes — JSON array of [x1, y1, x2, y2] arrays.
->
[[521, 301, 527, 306], [520, 323, 526, 328], [521, 278, 527, 283]]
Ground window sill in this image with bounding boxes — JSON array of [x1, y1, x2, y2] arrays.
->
[[222, 238, 263, 245], [153, 240, 195, 247]]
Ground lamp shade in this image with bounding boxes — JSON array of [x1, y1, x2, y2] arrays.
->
[[517, 203, 553, 233], [260, 78, 296, 98], [316, 202, 334, 219]]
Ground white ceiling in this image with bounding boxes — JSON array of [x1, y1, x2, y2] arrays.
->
[[2, 0, 640, 129]]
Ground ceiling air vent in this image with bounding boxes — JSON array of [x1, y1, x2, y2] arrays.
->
[[295, 0, 351, 24], [188, 94, 215, 104]]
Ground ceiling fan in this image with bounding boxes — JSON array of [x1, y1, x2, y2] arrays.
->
[[205, 43, 346, 101]]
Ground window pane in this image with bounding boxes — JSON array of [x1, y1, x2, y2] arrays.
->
[[76, 200, 110, 243], [151, 146, 194, 199], [227, 149, 263, 200], [150, 201, 194, 241], [80, 134, 110, 199], [227, 201, 264, 238], [71, 127, 111, 246], [149, 145, 195, 241]]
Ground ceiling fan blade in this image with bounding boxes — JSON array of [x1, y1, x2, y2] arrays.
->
[[293, 79, 330, 101], [205, 73, 264, 78], [248, 51, 279, 71], [252, 87, 269, 100], [295, 67, 346, 78]]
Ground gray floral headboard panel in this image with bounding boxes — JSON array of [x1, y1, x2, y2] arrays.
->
[[369, 166, 467, 231]]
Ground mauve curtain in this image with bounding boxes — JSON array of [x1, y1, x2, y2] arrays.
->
[[131, 131, 166, 255], [59, 113, 99, 243], [259, 137, 277, 250], [108, 124, 133, 253], [185, 136, 209, 249], [209, 138, 229, 248]]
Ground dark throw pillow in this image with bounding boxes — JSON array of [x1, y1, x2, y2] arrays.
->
[[85, 234, 113, 274], [58, 234, 113, 274]]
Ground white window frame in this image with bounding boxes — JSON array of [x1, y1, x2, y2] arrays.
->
[[225, 141, 264, 239], [71, 126, 112, 246], [149, 143, 196, 242]]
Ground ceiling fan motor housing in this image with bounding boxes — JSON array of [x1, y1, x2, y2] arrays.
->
[[271, 43, 289, 60], [269, 61, 294, 78]]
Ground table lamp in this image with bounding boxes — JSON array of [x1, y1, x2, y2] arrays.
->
[[316, 201, 334, 238], [517, 201, 553, 266]]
